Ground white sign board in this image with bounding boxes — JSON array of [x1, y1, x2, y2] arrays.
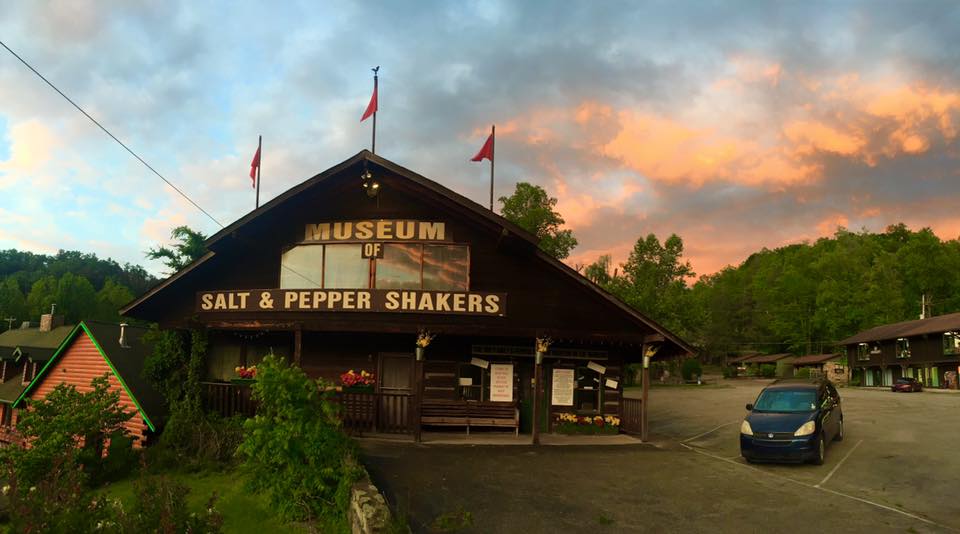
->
[[587, 361, 606, 374], [552, 368, 575, 406], [605, 378, 619, 389], [471, 357, 489, 369], [489, 364, 513, 402]]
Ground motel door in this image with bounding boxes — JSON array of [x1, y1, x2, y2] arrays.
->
[[377, 354, 413, 433]]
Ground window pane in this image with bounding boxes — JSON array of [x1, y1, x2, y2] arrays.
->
[[324, 244, 370, 288], [280, 245, 324, 289], [423, 245, 468, 290], [376, 244, 422, 289]]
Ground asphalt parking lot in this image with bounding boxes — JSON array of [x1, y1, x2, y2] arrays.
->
[[361, 380, 959, 533]]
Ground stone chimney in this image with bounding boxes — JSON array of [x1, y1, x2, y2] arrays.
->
[[39, 304, 64, 333]]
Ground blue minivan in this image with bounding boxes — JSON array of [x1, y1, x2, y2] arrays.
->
[[740, 379, 843, 465]]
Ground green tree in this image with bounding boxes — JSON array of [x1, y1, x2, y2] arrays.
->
[[499, 182, 578, 259], [146, 225, 208, 274], [608, 233, 695, 335], [0, 277, 27, 328], [584, 254, 613, 285], [94, 279, 135, 322], [55, 273, 97, 324], [26, 275, 59, 318]]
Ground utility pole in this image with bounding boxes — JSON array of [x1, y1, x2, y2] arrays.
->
[[4, 317, 15, 331]]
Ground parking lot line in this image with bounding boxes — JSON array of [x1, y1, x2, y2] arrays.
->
[[679, 442, 953, 531], [682, 421, 740, 443], [814, 439, 862, 488]]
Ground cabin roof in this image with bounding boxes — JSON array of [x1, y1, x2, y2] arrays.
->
[[839, 311, 960, 345], [792, 353, 842, 365], [0, 325, 74, 352], [120, 150, 694, 356], [745, 353, 795, 364], [13, 322, 165, 432]]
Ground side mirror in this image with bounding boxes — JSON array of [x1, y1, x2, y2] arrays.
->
[[745, 403, 754, 411]]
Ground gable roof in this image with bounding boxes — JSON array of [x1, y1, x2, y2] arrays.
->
[[839, 312, 960, 345], [13, 322, 164, 432], [0, 325, 74, 354], [120, 150, 694, 356], [745, 353, 795, 364], [793, 353, 842, 365]]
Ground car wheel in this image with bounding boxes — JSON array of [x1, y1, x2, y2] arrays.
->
[[834, 419, 844, 442], [812, 434, 825, 465]]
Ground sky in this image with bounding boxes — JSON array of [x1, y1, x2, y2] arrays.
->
[[1, 1, 959, 279]]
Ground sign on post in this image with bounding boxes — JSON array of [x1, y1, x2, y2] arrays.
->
[[551, 368, 574, 406]]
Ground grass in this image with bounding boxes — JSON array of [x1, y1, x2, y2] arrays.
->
[[100, 469, 307, 533]]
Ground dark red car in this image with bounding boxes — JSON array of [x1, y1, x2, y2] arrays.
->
[[891, 377, 923, 392]]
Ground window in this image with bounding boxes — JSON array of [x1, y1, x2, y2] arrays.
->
[[856, 343, 870, 361], [423, 245, 469, 291], [280, 245, 324, 288], [896, 338, 911, 359], [944, 332, 960, 355], [280, 243, 469, 290], [457, 363, 485, 401], [574, 366, 601, 412], [376, 244, 422, 289], [1, 405, 11, 427]]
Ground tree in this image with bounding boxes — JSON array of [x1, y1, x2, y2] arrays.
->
[[584, 254, 613, 285], [94, 279, 135, 322], [146, 226, 208, 274], [499, 183, 578, 259], [607, 233, 695, 335], [26, 275, 59, 319], [0, 277, 27, 328]]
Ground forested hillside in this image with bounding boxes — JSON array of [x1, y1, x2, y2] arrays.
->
[[0, 249, 157, 328], [586, 224, 960, 359]]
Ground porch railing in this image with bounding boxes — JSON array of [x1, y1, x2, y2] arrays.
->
[[199, 382, 414, 435], [201, 381, 258, 418], [620, 397, 643, 435]]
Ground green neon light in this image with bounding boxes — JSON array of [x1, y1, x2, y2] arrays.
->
[[13, 322, 156, 433]]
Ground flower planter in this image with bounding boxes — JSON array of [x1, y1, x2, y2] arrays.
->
[[343, 386, 375, 394], [415, 347, 425, 360], [231, 378, 257, 385]]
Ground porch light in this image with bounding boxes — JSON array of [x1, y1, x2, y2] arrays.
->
[[360, 168, 380, 198]]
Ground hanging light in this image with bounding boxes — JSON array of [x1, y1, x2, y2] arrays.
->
[[360, 167, 380, 198]]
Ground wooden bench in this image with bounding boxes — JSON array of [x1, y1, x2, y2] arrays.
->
[[421, 400, 519, 435]]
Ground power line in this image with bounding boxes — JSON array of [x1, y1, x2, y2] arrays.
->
[[0, 39, 224, 229], [0, 39, 332, 289]]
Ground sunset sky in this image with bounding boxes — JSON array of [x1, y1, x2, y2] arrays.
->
[[1, 1, 959, 278]]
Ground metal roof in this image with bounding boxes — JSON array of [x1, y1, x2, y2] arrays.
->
[[792, 353, 842, 365]]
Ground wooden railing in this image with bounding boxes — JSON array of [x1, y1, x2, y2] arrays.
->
[[200, 382, 414, 435], [201, 381, 257, 418], [620, 397, 643, 435], [336, 391, 413, 435]]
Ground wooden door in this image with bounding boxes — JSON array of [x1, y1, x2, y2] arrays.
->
[[377, 354, 413, 433]]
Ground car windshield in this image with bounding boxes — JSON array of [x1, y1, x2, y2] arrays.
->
[[895, 378, 913, 384], [753, 389, 817, 413]]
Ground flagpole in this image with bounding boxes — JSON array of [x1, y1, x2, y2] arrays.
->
[[489, 124, 495, 211], [255, 135, 262, 209], [371, 66, 379, 154]]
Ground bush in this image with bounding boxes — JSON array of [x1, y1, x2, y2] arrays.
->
[[849, 378, 861, 387], [760, 364, 776, 378], [794, 368, 811, 379], [109, 474, 223, 533], [681, 358, 703, 381], [237, 353, 359, 527], [721, 366, 738, 379]]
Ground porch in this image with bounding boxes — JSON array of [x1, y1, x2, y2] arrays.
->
[[200, 382, 646, 442]]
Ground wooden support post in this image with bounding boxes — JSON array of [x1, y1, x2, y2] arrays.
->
[[413, 357, 423, 443], [533, 356, 543, 445], [293, 325, 302, 367], [641, 346, 650, 442]]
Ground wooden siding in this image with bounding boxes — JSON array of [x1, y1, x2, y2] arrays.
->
[[29, 334, 149, 446]]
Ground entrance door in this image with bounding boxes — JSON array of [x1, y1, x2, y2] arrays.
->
[[378, 354, 413, 433], [865, 370, 874, 386], [884, 368, 893, 387]]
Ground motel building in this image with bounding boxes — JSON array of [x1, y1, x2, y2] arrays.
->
[[121, 151, 693, 441], [841, 312, 960, 389]]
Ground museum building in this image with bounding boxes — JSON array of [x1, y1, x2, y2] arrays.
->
[[121, 151, 693, 440]]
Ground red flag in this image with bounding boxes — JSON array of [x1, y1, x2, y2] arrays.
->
[[249, 146, 260, 188], [471, 132, 494, 162], [361, 85, 378, 122]]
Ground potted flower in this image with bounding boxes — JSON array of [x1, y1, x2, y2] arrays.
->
[[232, 365, 257, 384], [416, 330, 435, 360], [553, 412, 620, 435], [535, 336, 552, 364], [340, 369, 376, 393]]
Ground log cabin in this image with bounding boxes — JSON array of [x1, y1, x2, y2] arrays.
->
[[11, 321, 165, 447], [120, 150, 694, 441]]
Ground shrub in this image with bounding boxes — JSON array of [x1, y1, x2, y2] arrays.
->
[[110, 474, 223, 533], [850, 378, 861, 387], [794, 367, 811, 379], [237, 353, 359, 527], [721, 366, 738, 379], [681, 358, 703, 381], [760, 364, 777, 378]]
